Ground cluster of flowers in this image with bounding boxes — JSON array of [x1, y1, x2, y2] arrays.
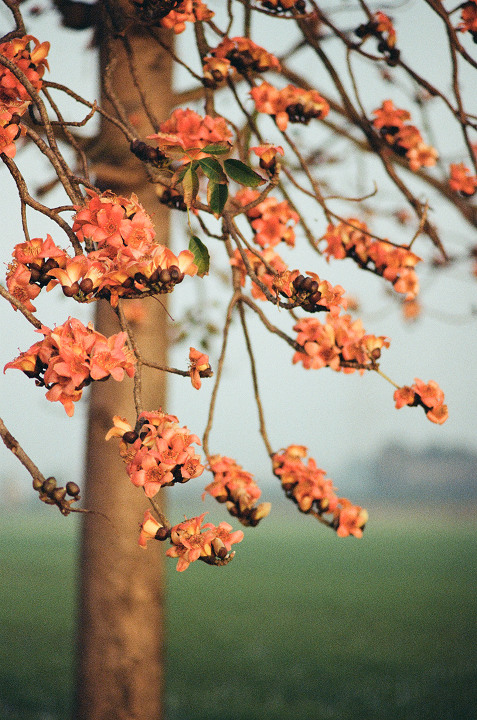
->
[[272, 445, 368, 537], [204, 455, 271, 526], [203, 36, 281, 86], [105, 410, 204, 498], [372, 99, 438, 172], [458, 1, 477, 41], [6, 191, 198, 311], [148, 107, 232, 161], [394, 378, 448, 425], [139, 511, 244, 572], [321, 219, 421, 300], [449, 163, 477, 196], [6, 234, 61, 312], [230, 247, 347, 315], [0, 35, 49, 158], [355, 11, 399, 64], [235, 188, 298, 249], [159, 0, 213, 34], [250, 82, 330, 132], [4, 317, 135, 416], [293, 313, 389, 372]]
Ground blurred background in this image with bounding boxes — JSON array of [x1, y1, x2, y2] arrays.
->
[[0, 1, 476, 718]]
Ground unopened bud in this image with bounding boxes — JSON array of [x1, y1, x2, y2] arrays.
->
[[253, 502, 272, 522], [32, 477, 43, 491], [79, 278, 94, 295], [155, 527, 170, 541], [212, 537, 227, 559], [62, 282, 80, 297], [66, 482, 81, 497], [52, 487, 67, 502], [123, 430, 139, 444], [42, 477, 56, 494]]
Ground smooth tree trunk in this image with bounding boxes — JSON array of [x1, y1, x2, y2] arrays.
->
[[74, 6, 173, 719]]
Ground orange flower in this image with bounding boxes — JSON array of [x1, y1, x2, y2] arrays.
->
[[138, 510, 163, 548], [449, 163, 477, 196], [188, 347, 211, 390], [159, 0, 213, 33], [372, 99, 410, 130], [205, 455, 266, 525], [166, 513, 243, 571], [205, 37, 281, 81], [4, 318, 135, 416], [393, 379, 448, 424], [251, 144, 284, 174], [149, 108, 232, 161], [250, 82, 329, 131], [335, 502, 368, 538], [458, 1, 477, 38]]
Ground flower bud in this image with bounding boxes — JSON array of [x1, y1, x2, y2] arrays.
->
[[42, 477, 56, 494], [62, 282, 80, 297], [212, 537, 228, 559], [52, 487, 67, 502], [253, 502, 272, 521], [66, 482, 81, 497]]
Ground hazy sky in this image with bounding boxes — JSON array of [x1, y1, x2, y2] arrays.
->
[[0, 1, 476, 503]]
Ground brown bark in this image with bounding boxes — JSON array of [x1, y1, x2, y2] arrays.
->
[[75, 7, 173, 720]]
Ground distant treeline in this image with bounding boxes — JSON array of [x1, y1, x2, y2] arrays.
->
[[359, 443, 477, 500]]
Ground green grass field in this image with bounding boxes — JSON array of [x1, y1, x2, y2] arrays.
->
[[1, 506, 476, 720]]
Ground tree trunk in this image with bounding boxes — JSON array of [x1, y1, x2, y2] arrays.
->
[[75, 7, 173, 719]]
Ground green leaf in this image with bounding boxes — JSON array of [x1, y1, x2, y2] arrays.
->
[[208, 181, 228, 217], [182, 165, 199, 208], [189, 235, 210, 277], [202, 143, 231, 155], [176, 162, 190, 183], [224, 159, 265, 187], [199, 157, 227, 183]]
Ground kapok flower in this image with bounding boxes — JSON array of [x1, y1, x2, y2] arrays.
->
[[235, 188, 298, 249], [0, 119, 21, 158], [355, 12, 398, 63], [188, 347, 211, 390], [205, 455, 270, 526], [371, 99, 410, 130], [393, 378, 448, 424], [160, 0, 213, 34], [138, 510, 163, 548], [321, 219, 421, 300], [166, 512, 243, 571], [449, 163, 477, 196], [293, 313, 389, 373], [273, 445, 367, 536], [372, 100, 437, 171], [334, 501, 368, 538], [148, 108, 232, 161], [4, 318, 135, 416], [0, 35, 49, 106], [251, 144, 284, 175], [204, 37, 281, 84], [458, 1, 477, 40], [250, 82, 329, 131], [107, 409, 204, 496]]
